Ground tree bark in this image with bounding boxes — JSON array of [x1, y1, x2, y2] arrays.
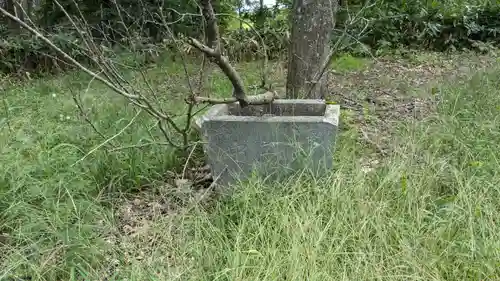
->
[[4, 0, 20, 31], [286, 0, 336, 99]]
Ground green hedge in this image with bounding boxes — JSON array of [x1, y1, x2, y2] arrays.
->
[[336, 2, 500, 54]]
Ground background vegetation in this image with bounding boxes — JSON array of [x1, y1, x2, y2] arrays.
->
[[1, 0, 500, 75], [1, 0, 500, 280]]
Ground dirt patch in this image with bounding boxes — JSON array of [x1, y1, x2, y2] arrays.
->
[[329, 52, 498, 98], [93, 180, 215, 279], [327, 51, 499, 165]]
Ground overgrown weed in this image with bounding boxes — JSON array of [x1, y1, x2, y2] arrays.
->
[[1, 54, 499, 280]]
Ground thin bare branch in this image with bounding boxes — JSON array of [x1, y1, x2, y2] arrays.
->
[[72, 109, 143, 167], [193, 91, 278, 105], [182, 142, 199, 179], [158, 120, 182, 149], [188, 37, 250, 107], [70, 88, 109, 142], [1, 4, 195, 154], [189, 0, 256, 108], [150, 7, 271, 99], [0, 6, 142, 101], [188, 37, 218, 56]]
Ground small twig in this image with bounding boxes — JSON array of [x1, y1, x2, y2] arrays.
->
[[194, 172, 213, 186], [155, 8, 200, 150], [182, 102, 195, 147], [208, 166, 225, 188], [191, 164, 210, 173], [197, 54, 208, 94], [138, 69, 163, 104], [182, 142, 199, 179], [72, 109, 143, 167], [70, 88, 109, 141], [158, 120, 182, 149], [359, 127, 387, 156], [156, 7, 197, 95], [1, 4, 184, 143], [151, 8, 271, 92], [192, 104, 210, 116], [108, 141, 178, 152]]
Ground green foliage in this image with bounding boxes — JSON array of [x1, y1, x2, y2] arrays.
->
[[223, 4, 290, 61], [338, 0, 500, 54], [0, 57, 267, 280], [2, 57, 495, 280], [149, 59, 500, 281], [223, 26, 289, 61], [227, 0, 500, 60], [0, 30, 90, 74], [0, 0, 235, 75], [2, 0, 500, 76], [330, 54, 371, 72], [225, 0, 500, 61]]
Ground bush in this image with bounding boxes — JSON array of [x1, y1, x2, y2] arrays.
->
[[0, 29, 90, 75], [0, 27, 171, 76], [1, 0, 499, 76], [223, 27, 289, 62], [337, 1, 500, 54], [222, 0, 500, 62]]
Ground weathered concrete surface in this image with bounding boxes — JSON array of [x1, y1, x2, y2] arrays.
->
[[196, 99, 340, 188]]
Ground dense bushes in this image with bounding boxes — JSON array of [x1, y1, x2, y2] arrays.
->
[[1, 0, 499, 75], [338, 0, 500, 54], [223, 7, 290, 61], [0, 29, 90, 74], [226, 0, 500, 61], [0, 0, 227, 75]]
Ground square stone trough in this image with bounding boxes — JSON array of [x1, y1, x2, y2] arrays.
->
[[195, 99, 340, 187]]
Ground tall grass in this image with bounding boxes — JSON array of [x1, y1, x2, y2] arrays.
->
[[1, 56, 500, 280], [0, 58, 265, 280], [119, 63, 500, 280]]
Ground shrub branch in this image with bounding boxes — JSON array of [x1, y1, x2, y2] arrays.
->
[[0, 0, 278, 157]]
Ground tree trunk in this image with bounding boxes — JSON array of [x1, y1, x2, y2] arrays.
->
[[255, 0, 266, 30], [4, 0, 20, 31], [286, 0, 336, 99]]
